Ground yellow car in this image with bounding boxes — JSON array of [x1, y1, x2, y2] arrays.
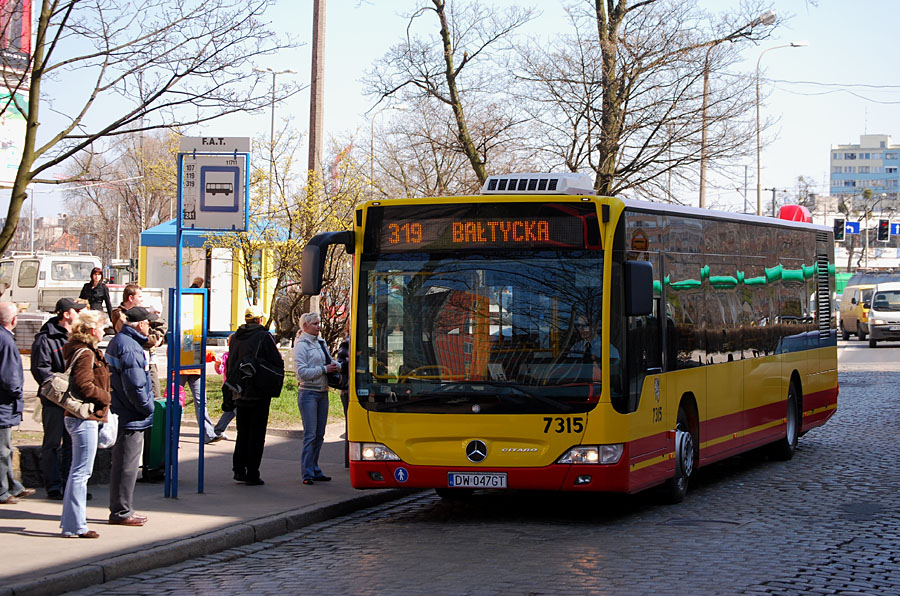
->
[[839, 284, 875, 340]]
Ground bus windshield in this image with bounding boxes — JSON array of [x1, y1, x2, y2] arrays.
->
[[356, 250, 609, 414]]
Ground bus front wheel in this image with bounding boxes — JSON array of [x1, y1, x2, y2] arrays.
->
[[662, 406, 694, 504]]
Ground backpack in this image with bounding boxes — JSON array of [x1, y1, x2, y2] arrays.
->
[[38, 348, 95, 419], [229, 334, 284, 400]]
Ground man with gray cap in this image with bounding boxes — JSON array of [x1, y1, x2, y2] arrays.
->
[[31, 298, 86, 499], [105, 306, 156, 525], [0, 301, 35, 504]]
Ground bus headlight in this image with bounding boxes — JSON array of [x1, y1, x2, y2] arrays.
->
[[557, 444, 623, 465], [350, 442, 401, 462]]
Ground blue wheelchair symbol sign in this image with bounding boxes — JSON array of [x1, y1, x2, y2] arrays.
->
[[394, 467, 409, 483]]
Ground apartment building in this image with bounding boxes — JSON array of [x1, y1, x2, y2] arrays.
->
[[830, 134, 900, 206]]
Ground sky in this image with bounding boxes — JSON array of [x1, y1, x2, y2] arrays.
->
[[8, 0, 900, 219]]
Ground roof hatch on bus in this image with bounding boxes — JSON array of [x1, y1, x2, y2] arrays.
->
[[481, 172, 596, 195]]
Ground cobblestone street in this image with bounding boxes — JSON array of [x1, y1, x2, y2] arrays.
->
[[70, 366, 900, 596]]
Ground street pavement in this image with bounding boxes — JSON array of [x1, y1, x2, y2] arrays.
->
[[4, 342, 899, 595], [0, 355, 412, 596], [63, 362, 900, 596]]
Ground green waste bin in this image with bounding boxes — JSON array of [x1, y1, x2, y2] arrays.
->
[[142, 399, 181, 480]]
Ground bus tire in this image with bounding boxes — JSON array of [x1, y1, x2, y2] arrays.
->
[[435, 488, 474, 500], [662, 406, 695, 504], [770, 381, 800, 461]]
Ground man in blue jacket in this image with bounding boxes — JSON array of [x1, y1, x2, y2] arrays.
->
[[105, 306, 156, 526], [31, 297, 85, 499], [0, 302, 36, 504]]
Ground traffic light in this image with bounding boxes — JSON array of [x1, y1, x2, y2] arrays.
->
[[833, 218, 845, 241], [877, 219, 891, 242]]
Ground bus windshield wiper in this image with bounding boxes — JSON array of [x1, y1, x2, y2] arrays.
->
[[414, 381, 573, 413], [375, 393, 473, 411]]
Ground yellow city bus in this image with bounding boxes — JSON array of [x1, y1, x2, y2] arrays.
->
[[302, 173, 838, 502]]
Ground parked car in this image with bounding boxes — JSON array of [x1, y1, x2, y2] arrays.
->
[[866, 282, 900, 347], [839, 284, 875, 340]]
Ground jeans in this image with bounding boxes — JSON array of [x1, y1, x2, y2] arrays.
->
[[181, 374, 217, 442], [298, 389, 329, 480], [109, 428, 144, 522], [60, 418, 98, 536], [0, 427, 25, 501], [40, 398, 72, 494], [214, 409, 235, 435]]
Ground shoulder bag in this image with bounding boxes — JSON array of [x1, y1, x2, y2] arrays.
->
[[319, 341, 343, 389], [38, 348, 95, 420]]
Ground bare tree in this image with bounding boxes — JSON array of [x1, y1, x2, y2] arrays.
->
[[514, 0, 777, 200], [0, 0, 300, 255], [205, 129, 364, 345], [62, 130, 178, 261], [365, 0, 534, 186]]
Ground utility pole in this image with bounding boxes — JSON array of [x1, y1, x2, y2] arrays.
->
[[763, 187, 781, 218], [308, 0, 325, 181]]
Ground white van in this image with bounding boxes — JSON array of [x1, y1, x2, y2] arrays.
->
[[0, 252, 101, 312], [866, 281, 900, 347]]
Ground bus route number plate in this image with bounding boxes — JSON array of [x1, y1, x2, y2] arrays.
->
[[448, 472, 507, 488]]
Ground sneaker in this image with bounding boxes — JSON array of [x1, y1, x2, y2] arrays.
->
[[206, 434, 225, 444], [0, 495, 18, 504], [233, 471, 247, 482], [14, 488, 36, 499], [245, 478, 265, 486], [47, 489, 64, 500]]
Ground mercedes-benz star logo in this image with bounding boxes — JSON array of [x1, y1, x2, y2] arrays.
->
[[466, 440, 487, 463]]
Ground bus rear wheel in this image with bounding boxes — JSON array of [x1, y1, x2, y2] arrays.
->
[[769, 382, 799, 461], [662, 406, 694, 504]]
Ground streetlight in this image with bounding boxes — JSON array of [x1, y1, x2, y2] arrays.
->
[[369, 105, 406, 196], [254, 67, 296, 214], [756, 41, 808, 215], [699, 10, 776, 208]]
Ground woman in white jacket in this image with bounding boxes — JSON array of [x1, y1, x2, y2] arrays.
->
[[293, 312, 340, 485]]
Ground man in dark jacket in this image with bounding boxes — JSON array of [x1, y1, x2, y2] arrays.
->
[[0, 302, 35, 504], [105, 306, 156, 525], [222, 305, 284, 486], [30, 297, 85, 499]]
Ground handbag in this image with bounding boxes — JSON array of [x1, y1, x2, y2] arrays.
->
[[319, 341, 343, 389], [38, 348, 95, 420], [98, 412, 118, 449]]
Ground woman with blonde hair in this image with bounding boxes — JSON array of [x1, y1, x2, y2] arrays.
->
[[293, 311, 339, 485], [60, 309, 111, 538]]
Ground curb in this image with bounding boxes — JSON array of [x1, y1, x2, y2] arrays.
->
[[5, 488, 418, 596]]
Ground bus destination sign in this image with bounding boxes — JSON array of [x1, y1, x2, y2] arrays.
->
[[367, 203, 600, 253]]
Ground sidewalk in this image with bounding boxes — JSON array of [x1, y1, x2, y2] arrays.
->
[[2, 356, 414, 596]]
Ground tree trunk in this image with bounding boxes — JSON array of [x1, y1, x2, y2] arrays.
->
[[594, 0, 624, 197], [435, 0, 486, 185], [0, 0, 48, 255]]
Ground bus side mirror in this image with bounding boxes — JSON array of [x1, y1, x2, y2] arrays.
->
[[625, 260, 653, 316], [301, 231, 355, 296]]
